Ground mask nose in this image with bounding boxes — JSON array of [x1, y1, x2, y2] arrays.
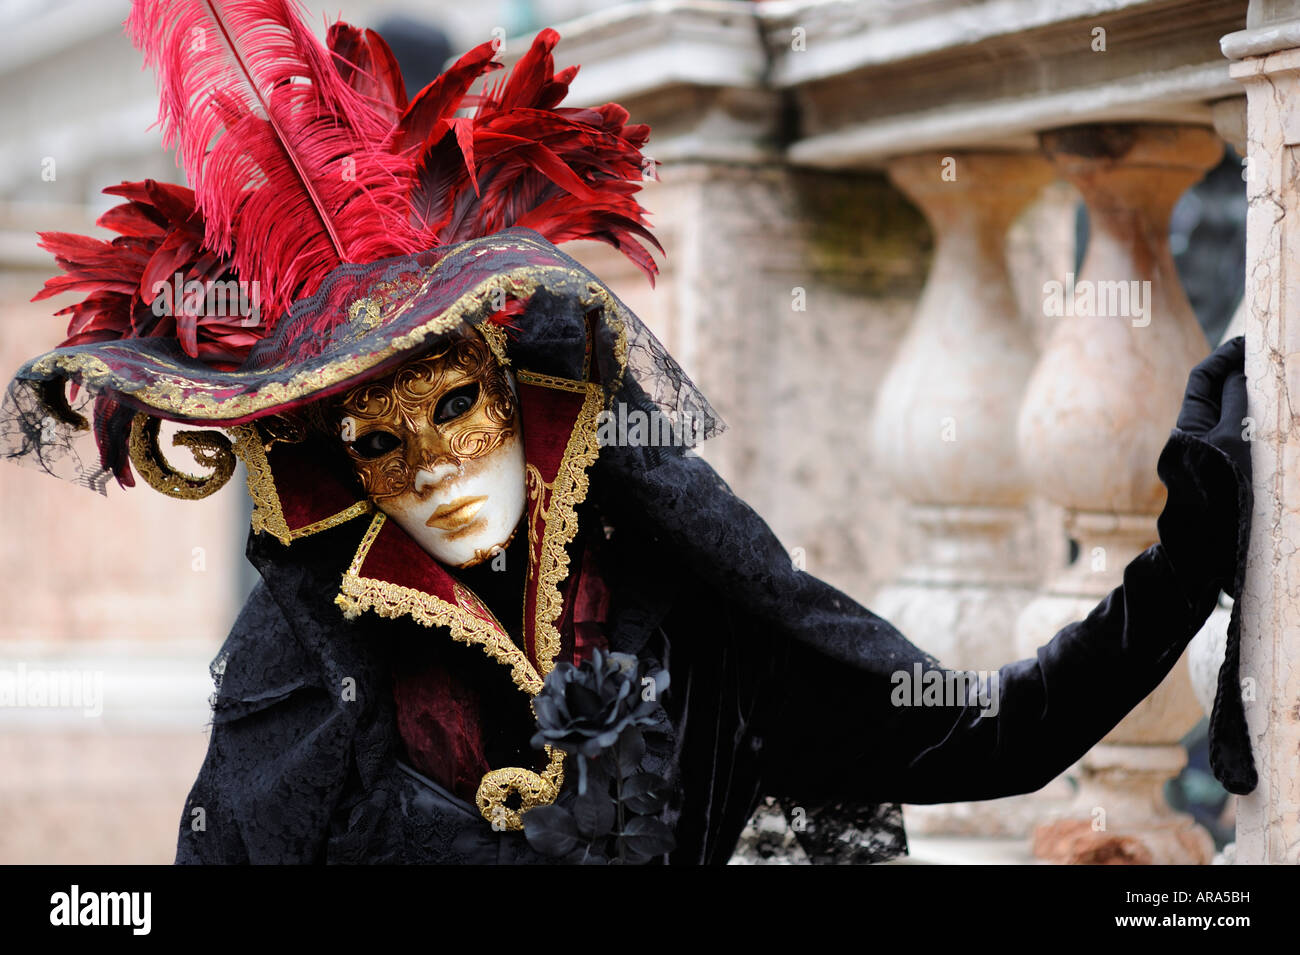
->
[[407, 428, 459, 496], [413, 461, 459, 495]]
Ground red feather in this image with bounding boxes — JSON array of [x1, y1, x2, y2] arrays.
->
[[393, 42, 502, 153], [37, 13, 664, 381], [32, 10, 666, 493], [127, 0, 424, 319], [376, 27, 662, 283], [31, 179, 258, 487], [33, 181, 255, 364]]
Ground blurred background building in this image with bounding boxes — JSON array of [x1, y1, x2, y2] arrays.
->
[[2, 0, 1293, 865]]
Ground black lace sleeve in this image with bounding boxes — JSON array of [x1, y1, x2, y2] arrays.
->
[[176, 582, 301, 864], [176, 525, 399, 864], [766, 428, 1246, 805]]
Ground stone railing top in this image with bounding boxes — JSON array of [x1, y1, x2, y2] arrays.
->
[[760, 0, 1196, 85], [516, 0, 1249, 167]]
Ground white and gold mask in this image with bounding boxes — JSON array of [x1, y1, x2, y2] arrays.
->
[[337, 334, 525, 568]]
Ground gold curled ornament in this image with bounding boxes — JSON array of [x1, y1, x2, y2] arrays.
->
[[475, 750, 567, 832], [128, 412, 236, 500]]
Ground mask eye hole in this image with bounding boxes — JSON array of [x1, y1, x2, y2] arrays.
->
[[354, 430, 402, 459], [434, 383, 479, 424]]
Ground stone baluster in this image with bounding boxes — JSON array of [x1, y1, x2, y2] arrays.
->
[[871, 151, 1058, 837], [1017, 123, 1221, 864]]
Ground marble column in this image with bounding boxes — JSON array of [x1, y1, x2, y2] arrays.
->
[[1017, 123, 1220, 864], [1220, 5, 1300, 864], [871, 151, 1057, 836]]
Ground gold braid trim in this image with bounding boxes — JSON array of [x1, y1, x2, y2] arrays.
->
[[591, 281, 629, 395], [515, 369, 589, 394], [336, 514, 545, 693], [27, 259, 631, 422], [334, 511, 565, 830], [531, 384, 605, 675], [291, 501, 374, 539], [127, 413, 236, 500], [230, 425, 292, 543], [229, 424, 371, 546]]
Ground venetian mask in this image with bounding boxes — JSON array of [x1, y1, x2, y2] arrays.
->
[[337, 333, 526, 568]]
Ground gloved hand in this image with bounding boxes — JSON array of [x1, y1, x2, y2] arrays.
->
[[1164, 335, 1256, 794], [1156, 335, 1251, 602], [1174, 336, 1250, 482]]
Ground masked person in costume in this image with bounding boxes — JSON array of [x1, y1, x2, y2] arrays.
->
[[1, 0, 1256, 865]]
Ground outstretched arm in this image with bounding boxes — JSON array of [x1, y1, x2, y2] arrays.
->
[[762, 338, 1251, 805], [596, 339, 1250, 809]]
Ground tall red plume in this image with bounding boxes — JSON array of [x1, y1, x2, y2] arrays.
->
[[32, 8, 664, 492], [37, 11, 663, 386], [126, 0, 424, 320], [376, 28, 662, 284]]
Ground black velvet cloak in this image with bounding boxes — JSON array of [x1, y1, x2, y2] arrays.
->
[[121, 229, 1249, 865], [174, 415, 1248, 864]]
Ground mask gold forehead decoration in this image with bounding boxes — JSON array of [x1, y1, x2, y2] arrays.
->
[[336, 333, 526, 568], [339, 334, 516, 498]]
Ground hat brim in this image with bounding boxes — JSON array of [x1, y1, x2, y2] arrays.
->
[[10, 228, 626, 428]]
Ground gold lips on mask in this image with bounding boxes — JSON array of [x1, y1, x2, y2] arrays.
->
[[337, 335, 518, 504]]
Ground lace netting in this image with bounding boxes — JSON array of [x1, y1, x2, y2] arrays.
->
[[0, 379, 111, 493], [791, 799, 908, 864]]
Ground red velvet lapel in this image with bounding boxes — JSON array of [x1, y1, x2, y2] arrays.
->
[[231, 427, 372, 545], [332, 376, 604, 686]]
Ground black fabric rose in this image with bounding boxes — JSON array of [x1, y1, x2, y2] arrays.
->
[[523, 649, 674, 864], [531, 650, 667, 766]]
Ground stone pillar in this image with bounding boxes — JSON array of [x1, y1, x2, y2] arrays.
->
[[1017, 123, 1220, 864], [1210, 96, 1249, 344], [1220, 4, 1300, 865], [869, 151, 1060, 837]]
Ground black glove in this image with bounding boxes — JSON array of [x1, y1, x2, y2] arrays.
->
[[1156, 336, 1251, 601], [1175, 335, 1250, 482], [1157, 335, 1256, 794]]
